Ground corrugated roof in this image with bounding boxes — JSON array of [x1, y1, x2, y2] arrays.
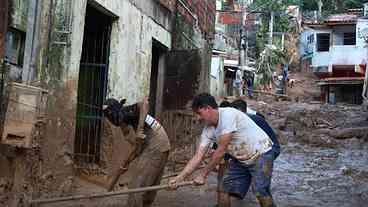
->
[[325, 14, 357, 23]]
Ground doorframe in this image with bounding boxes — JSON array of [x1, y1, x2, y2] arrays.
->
[[150, 38, 168, 118]]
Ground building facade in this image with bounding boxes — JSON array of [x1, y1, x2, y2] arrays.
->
[[0, 0, 215, 205], [300, 12, 368, 104]]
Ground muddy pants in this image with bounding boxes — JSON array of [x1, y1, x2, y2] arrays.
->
[[126, 149, 169, 207], [223, 149, 277, 207]]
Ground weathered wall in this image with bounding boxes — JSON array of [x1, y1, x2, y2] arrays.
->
[[24, 0, 173, 201], [0, 0, 9, 59], [69, 0, 172, 105], [9, 0, 28, 32]]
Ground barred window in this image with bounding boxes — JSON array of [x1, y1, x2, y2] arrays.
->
[[4, 28, 25, 66], [317, 33, 330, 52], [343, 32, 356, 45]]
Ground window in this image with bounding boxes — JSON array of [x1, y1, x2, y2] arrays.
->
[[317, 33, 330, 52], [4, 28, 25, 66], [343, 32, 356, 45], [307, 34, 314, 44]]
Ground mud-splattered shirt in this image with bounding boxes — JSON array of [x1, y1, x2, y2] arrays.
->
[[144, 114, 171, 153], [199, 107, 273, 165]]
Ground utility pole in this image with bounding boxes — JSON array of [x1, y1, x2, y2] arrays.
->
[[318, 0, 323, 19], [268, 11, 274, 45]]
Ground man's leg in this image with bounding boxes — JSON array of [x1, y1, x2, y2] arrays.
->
[[223, 160, 251, 200], [250, 151, 276, 207], [142, 151, 169, 207], [127, 150, 167, 207], [126, 155, 147, 207]]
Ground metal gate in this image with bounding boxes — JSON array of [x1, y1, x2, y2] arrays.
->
[[74, 5, 112, 165]]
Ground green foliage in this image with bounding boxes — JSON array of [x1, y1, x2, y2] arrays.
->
[[250, 0, 302, 12], [256, 45, 286, 86], [301, 0, 365, 12], [252, 0, 297, 69]]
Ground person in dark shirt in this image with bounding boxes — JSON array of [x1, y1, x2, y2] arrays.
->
[[230, 99, 280, 159]]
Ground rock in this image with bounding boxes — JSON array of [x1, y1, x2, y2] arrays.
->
[[272, 118, 287, 130], [330, 127, 368, 140]]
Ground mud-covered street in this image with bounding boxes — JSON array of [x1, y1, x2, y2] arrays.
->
[[27, 101, 368, 207], [2, 0, 368, 207], [153, 102, 368, 207]]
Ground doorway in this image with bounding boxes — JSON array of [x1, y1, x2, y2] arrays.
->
[[149, 39, 167, 116], [74, 4, 113, 165]]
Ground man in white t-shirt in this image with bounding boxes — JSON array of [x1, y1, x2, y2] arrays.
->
[[169, 93, 277, 207]]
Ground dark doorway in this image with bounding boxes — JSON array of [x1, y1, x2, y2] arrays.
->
[[149, 39, 167, 116], [74, 4, 112, 165], [163, 50, 202, 110]]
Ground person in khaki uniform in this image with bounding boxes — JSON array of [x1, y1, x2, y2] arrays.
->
[[103, 98, 170, 207]]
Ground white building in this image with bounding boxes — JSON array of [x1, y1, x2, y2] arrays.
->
[[300, 12, 368, 104]]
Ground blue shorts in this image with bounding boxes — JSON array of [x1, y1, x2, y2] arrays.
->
[[223, 149, 275, 200]]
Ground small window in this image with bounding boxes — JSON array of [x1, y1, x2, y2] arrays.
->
[[317, 33, 330, 52], [307, 34, 314, 44], [343, 32, 356, 45], [4, 28, 25, 66]]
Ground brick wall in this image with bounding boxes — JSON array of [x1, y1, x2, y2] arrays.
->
[[184, 0, 216, 38], [159, 0, 216, 39]]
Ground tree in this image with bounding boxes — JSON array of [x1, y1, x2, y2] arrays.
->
[[301, 0, 365, 13], [251, 0, 297, 89], [256, 45, 285, 88]]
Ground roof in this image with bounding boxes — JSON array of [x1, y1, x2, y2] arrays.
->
[[317, 77, 365, 85], [304, 13, 359, 26], [325, 14, 358, 23], [224, 59, 239, 68]]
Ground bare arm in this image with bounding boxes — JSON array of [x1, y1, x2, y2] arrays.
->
[[201, 133, 232, 177], [176, 145, 207, 180], [168, 145, 208, 189]]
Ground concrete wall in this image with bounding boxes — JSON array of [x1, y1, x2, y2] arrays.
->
[[330, 45, 367, 66], [357, 18, 368, 47], [0, 0, 174, 204], [9, 0, 29, 32], [70, 0, 172, 105], [303, 22, 368, 70]]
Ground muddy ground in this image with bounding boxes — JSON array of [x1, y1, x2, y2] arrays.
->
[[150, 101, 368, 207], [2, 70, 368, 207], [34, 98, 368, 207]]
